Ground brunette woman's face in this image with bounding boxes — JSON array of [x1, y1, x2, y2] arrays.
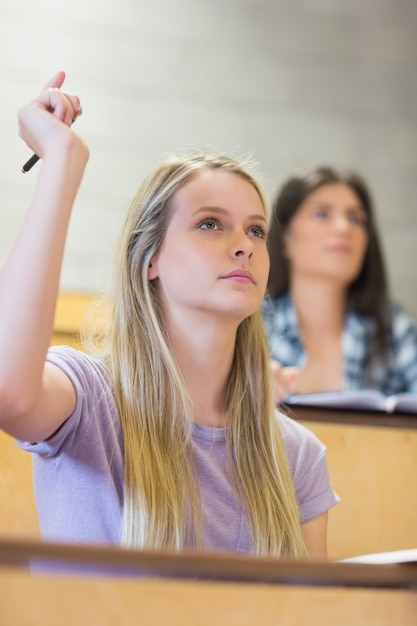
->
[[148, 169, 270, 325], [284, 183, 368, 286]]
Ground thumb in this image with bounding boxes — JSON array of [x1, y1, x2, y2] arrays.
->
[[283, 367, 300, 394], [41, 70, 66, 91]]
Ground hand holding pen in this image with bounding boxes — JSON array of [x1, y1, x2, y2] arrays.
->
[[19, 71, 83, 173]]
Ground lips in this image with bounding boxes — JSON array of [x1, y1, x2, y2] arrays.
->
[[327, 244, 352, 254], [221, 269, 255, 284]]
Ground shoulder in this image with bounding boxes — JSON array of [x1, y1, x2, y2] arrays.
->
[[262, 293, 292, 315], [347, 302, 417, 339], [46, 345, 110, 387], [388, 301, 417, 333], [262, 294, 296, 329]]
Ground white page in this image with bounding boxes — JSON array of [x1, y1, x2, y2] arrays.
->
[[339, 548, 417, 564]]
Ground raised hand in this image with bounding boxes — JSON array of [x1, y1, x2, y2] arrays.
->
[[0, 73, 89, 441], [18, 71, 87, 166]]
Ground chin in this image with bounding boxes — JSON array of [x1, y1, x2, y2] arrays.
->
[[225, 303, 260, 322], [326, 268, 361, 284]]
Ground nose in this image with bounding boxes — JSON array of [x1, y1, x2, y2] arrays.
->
[[333, 213, 351, 234], [231, 229, 254, 258]]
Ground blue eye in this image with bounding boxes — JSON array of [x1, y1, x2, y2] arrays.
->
[[313, 209, 328, 219], [199, 218, 219, 230], [348, 211, 367, 226], [249, 224, 267, 238]]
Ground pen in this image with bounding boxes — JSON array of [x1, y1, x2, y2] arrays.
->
[[21, 153, 40, 173], [21, 113, 80, 174]]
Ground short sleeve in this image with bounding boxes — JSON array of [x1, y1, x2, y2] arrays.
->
[[277, 411, 340, 522], [16, 345, 113, 458]]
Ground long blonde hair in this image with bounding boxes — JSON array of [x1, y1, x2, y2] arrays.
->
[[93, 152, 306, 557]]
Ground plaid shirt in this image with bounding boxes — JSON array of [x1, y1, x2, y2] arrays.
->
[[262, 293, 417, 395]]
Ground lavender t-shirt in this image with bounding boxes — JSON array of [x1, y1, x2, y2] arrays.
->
[[17, 346, 339, 550]]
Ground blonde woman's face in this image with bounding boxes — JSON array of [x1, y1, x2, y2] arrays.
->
[[284, 183, 369, 286], [148, 169, 269, 325]]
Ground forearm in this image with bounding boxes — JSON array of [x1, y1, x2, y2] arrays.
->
[[0, 139, 88, 419], [301, 512, 329, 560]]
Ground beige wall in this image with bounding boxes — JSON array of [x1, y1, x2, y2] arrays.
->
[[0, 0, 416, 315]]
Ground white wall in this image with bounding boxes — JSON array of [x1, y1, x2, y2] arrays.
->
[[1, 0, 416, 314]]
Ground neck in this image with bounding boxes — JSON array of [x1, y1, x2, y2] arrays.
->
[[166, 312, 239, 428], [290, 276, 346, 336], [289, 277, 347, 393]]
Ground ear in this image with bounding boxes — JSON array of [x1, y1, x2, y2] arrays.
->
[[147, 256, 159, 280]]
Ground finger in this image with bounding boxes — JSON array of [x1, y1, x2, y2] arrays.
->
[[64, 92, 83, 120], [270, 360, 283, 376], [282, 367, 300, 394], [271, 371, 285, 404], [40, 89, 82, 126], [41, 70, 66, 91], [273, 382, 287, 404]]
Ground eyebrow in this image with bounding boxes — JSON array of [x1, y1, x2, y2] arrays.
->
[[310, 200, 364, 210], [193, 206, 267, 222]]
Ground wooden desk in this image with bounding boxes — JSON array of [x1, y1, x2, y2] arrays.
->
[[286, 404, 417, 429], [0, 538, 416, 626], [282, 406, 417, 560], [0, 540, 417, 626], [1, 536, 417, 588]]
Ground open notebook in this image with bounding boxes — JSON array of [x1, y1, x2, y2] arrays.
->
[[339, 548, 417, 564], [285, 389, 417, 414]]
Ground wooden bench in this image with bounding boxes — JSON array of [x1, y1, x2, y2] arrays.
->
[[0, 538, 416, 625]]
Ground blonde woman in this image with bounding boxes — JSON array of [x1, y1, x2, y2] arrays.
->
[[0, 73, 338, 559]]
